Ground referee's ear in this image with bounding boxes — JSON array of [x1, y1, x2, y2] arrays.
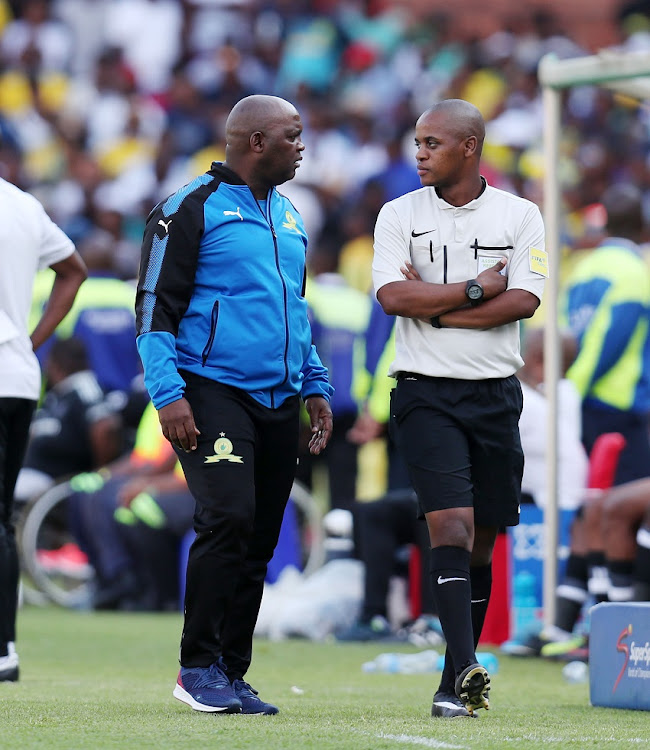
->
[[464, 135, 478, 157]]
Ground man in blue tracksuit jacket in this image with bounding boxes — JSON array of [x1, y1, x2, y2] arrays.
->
[[135, 95, 333, 716]]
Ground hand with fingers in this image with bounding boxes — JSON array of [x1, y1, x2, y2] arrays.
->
[[304, 395, 333, 455], [476, 258, 508, 299], [158, 397, 201, 453], [401, 261, 421, 281]]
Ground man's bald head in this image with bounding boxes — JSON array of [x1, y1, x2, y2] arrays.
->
[[225, 95, 299, 154], [222, 94, 304, 196], [520, 327, 578, 386], [419, 99, 485, 154], [602, 182, 644, 240]]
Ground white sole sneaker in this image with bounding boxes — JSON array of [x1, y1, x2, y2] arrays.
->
[[0, 651, 19, 683], [431, 691, 477, 718], [173, 682, 240, 713]]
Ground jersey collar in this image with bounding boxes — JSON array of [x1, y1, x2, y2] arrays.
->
[[434, 176, 488, 210]]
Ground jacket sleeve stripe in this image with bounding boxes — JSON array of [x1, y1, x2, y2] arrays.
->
[[137, 175, 214, 337], [140, 290, 157, 335], [139, 234, 169, 333], [162, 174, 213, 216]]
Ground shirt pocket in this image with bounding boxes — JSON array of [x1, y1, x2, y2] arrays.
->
[[474, 245, 513, 277], [410, 241, 448, 283]]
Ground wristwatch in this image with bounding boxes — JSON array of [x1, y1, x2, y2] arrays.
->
[[430, 315, 442, 328], [465, 279, 484, 306]]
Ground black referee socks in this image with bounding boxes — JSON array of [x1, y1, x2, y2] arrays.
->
[[470, 563, 492, 648], [429, 545, 474, 676]]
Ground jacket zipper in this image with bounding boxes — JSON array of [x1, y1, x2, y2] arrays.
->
[[255, 194, 289, 407], [201, 300, 220, 365]]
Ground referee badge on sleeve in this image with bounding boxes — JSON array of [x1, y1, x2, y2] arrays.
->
[[528, 247, 549, 277]]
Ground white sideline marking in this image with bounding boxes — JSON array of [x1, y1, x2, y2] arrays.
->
[[376, 733, 466, 749], [500, 736, 649, 745]]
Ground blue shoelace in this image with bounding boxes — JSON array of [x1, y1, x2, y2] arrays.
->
[[185, 663, 230, 690], [232, 679, 259, 697]]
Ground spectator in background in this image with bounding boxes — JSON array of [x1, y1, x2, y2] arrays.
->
[[68, 401, 189, 611], [348, 301, 410, 493], [0, 0, 74, 74], [103, 0, 183, 96], [563, 183, 650, 483], [111, 461, 193, 611], [502, 328, 592, 660], [0, 175, 86, 682], [1, 0, 647, 310], [600, 476, 650, 602], [335, 488, 440, 643], [30, 230, 141, 395], [299, 244, 370, 512], [14, 337, 122, 506], [518, 327, 588, 512], [366, 126, 422, 204]]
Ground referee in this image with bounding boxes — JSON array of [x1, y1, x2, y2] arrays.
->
[[372, 99, 547, 717]]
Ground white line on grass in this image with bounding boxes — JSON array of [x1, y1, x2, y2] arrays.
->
[[499, 736, 649, 745], [375, 733, 466, 749]]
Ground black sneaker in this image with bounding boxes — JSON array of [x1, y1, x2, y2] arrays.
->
[[232, 679, 279, 715], [455, 663, 490, 714], [431, 690, 477, 718]]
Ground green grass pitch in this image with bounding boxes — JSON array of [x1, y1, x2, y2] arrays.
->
[[1, 606, 647, 749]]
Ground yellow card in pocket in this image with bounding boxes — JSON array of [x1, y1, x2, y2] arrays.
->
[[529, 246, 549, 277]]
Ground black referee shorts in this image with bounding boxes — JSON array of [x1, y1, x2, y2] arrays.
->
[[390, 374, 524, 527]]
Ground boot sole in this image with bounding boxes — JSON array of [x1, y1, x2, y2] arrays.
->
[[455, 665, 490, 714]]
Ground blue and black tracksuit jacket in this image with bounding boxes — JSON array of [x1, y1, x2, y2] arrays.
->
[[135, 163, 333, 410]]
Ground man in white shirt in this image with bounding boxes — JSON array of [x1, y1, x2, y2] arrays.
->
[[518, 328, 588, 512], [373, 99, 546, 718], [0, 177, 86, 682]]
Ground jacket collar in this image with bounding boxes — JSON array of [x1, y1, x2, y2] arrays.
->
[[209, 162, 247, 185]]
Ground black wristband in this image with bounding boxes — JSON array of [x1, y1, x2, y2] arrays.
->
[[430, 316, 442, 328]]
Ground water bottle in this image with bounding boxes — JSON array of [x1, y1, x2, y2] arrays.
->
[[434, 651, 499, 674], [562, 660, 588, 684], [362, 650, 440, 673], [511, 570, 539, 641], [361, 653, 398, 673]]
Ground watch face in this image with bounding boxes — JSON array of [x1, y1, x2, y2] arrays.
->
[[467, 284, 483, 300]]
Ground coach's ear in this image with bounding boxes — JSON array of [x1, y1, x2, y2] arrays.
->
[[250, 131, 264, 152]]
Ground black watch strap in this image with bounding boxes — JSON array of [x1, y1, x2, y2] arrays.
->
[[430, 316, 442, 328]]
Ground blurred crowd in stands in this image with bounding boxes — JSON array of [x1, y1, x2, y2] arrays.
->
[[2, 0, 650, 289], [6, 0, 650, 620]]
